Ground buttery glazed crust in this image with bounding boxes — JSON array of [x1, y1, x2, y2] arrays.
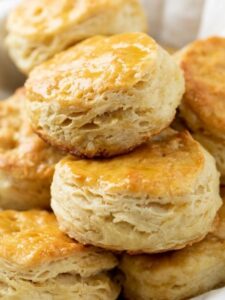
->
[[6, 0, 147, 73], [0, 210, 117, 268], [176, 37, 225, 184], [0, 210, 82, 267], [120, 191, 225, 300], [0, 89, 62, 210], [57, 131, 205, 197], [27, 33, 159, 102], [51, 129, 221, 253], [26, 33, 184, 158], [0, 210, 119, 299], [178, 37, 225, 139]]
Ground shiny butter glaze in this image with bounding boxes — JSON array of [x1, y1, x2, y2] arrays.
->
[[0, 210, 84, 267], [61, 130, 205, 198], [181, 37, 225, 136], [26, 33, 157, 106]]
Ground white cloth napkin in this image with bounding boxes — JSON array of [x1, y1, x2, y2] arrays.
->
[[0, 1, 225, 297], [192, 287, 225, 300], [141, 0, 225, 46]]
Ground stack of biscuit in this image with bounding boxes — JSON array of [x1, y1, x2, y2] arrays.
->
[[1, 0, 225, 299]]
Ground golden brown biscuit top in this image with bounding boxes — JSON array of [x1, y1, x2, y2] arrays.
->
[[179, 37, 225, 136], [26, 33, 158, 107], [61, 130, 205, 198], [0, 210, 84, 267], [8, 0, 145, 38], [0, 89, 61, 179]]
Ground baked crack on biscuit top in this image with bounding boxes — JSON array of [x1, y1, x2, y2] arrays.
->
[[0, 210, 120, 300], [0, 89, 62, 210], [120, 190, 225, 300], [26, 32, 184, 158], [176, 37, 225, 184], [6, 0, 147, 74], [51, 129, 221, 253]]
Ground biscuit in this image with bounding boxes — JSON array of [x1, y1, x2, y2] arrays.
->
[[0, 89, 62, 210], [193, 133, 225, 185], [120, 190, 225, 300], [0, 210, 119, 299], [6, 0, 147, 74], [51, 129, 221, 253], [26, 33, 185, 158], [176, 37, 225, 183]]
